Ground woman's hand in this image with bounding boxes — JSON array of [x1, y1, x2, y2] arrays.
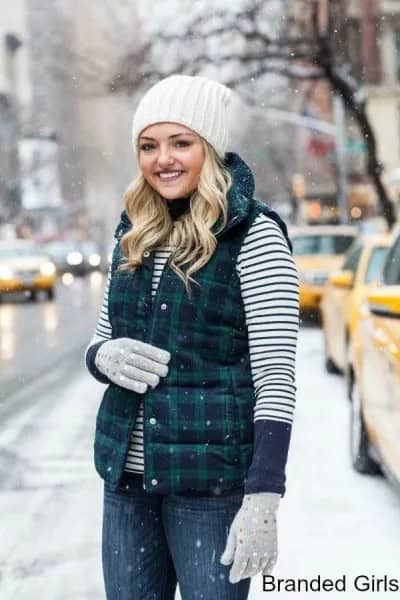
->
[[95, 337, 171, 394], [220, 492, 280, 584]]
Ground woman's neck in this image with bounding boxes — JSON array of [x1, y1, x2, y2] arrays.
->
[[163, 194, 191, 203], [163, 195, 191, 220]]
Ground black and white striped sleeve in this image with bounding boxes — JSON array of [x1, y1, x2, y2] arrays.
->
[[237, 213, 299, 496], [84, 244, 115, 383]]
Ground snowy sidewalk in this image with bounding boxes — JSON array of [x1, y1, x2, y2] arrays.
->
[[0, 369, 105, 599], [0, 327, 399, 598]]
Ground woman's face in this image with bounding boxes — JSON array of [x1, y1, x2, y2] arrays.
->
[[138, 122, 205, 200]]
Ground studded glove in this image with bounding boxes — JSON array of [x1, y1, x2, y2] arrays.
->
[[95, 337, 171, 394], [220, 492, 280, 584]]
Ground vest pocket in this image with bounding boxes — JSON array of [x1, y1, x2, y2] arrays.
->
[[94, 384, 141, 483], [189, 276, 234, 328]]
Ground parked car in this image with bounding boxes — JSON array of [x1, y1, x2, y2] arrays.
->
[[79, 240, 104, 272], [43, 240, 103, 276], [321, 233, 391, 375], [347, 229, 400, 486], [290, 225, 358, 315], [0, 240, 56, 302]]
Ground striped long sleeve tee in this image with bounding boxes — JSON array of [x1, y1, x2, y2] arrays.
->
[[85, 213, 299, 495]]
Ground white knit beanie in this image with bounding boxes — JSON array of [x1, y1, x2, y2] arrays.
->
[[132, 74, 232, 159]]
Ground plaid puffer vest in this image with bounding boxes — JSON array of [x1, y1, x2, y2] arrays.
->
[[94, 152, 291, 494]]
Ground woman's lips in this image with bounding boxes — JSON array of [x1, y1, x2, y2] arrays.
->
[[157, 171, 185, 183]]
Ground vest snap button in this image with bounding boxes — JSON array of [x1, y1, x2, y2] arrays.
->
[[151, 478, 158, 486], [149, 417, 157, 425], [161, 303, 167, 310], [144, 251, 150, 257]]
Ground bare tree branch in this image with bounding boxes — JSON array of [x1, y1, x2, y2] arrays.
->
[[309, 1, 395, 227]]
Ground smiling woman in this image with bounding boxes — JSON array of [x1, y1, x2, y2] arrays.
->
[[138, 124, 205, 201], [84, 74, 298, 600]]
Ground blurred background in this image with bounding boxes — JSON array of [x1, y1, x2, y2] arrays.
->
[[1, 1, 400, 598]]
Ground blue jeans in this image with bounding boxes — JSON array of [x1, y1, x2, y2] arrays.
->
[[102, 472, 251, 600]]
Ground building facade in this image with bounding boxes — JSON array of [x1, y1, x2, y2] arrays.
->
[[0, 1, 30, 225], [347, 0, 400, 214]]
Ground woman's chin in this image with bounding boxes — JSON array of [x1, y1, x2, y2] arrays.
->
[[158, 186, 190, 199]]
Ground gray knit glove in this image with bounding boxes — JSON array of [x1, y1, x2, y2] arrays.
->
[[95, 337, 171, 394], [220, 492, 280, 584]]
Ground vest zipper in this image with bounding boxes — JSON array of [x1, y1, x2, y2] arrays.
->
[[142, 247, 173, 491]]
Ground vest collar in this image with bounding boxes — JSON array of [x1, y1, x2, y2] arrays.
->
[[114, 152, 255, 241], [213, 152, 254, 238]]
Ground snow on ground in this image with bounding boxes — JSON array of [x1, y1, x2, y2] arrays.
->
[[0, 325, 399, 599], [0, 371, 105, 599]]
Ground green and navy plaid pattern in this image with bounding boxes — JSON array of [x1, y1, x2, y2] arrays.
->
[[93, 152, 292, 494]]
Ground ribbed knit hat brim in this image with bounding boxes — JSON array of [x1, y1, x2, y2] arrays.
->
[[132, 75, 232, 158]]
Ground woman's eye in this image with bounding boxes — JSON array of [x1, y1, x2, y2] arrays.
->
[[140, 144, 155, 151], [139, 141, 190, 151]]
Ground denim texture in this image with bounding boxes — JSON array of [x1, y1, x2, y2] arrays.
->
[[102, 472, 251, 599]]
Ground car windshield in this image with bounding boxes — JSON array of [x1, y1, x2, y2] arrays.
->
[[365, 246, 389, 283], [292, 235, 355, 256], [0, 246, 42, 259]]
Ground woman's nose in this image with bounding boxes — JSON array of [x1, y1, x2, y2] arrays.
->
[[157, 147, 174, 166]]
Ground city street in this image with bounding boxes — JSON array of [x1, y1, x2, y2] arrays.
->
[[0, 281, 399, 599], [2, 0, 400, 598], [0, 273, 106, 403]]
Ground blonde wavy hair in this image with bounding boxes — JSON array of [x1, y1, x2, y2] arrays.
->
[[118, 139, 232, 296]]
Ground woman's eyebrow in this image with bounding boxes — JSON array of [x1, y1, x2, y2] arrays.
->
[[139, 133, 195, 140]]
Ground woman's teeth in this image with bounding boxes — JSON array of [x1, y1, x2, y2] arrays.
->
[[158, 171, 183, 180]]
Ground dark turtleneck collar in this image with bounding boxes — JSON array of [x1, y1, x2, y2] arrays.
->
[[164, 195, 191, 220]]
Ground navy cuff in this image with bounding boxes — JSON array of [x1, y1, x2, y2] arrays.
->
[[85, 340, 110, 384], [244, 420, 292, 497]]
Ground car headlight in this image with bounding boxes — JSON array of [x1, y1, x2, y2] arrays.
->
[[88, 253, 101, 266], [40, 261, 56, 276], [67, 251, 83, 265], [0, 267, 14, 280]]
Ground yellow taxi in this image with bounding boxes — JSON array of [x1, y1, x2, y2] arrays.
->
[[321, 233, 391, 374], [347, 229, 400, 483], [0, 240, 57, 302], [290, 225, 357, 314]]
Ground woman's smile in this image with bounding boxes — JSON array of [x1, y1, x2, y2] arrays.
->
[[157, 170, 186, 183], [139, 122, 205, 199]]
